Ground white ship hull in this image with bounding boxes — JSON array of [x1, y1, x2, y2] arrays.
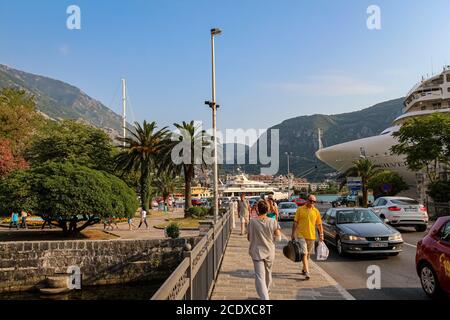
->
[[315, 131, 417, 188]]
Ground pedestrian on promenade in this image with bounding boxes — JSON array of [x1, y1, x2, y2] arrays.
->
[[9, 212, 19, 230], [128, 216, 136, 230], [291, 195, 324, 280], [110, 216, 119, 230], [20, 210, 28, 229], [238, 194, 250, 235], [266, 193, 279, 221], [138, 208, 148, 229], [247, 200, 281, 300]]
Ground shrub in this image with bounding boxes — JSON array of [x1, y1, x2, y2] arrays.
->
[[165, 222, 180, 239], [427, 180, 450, 202], [185, 206, 208, 218]]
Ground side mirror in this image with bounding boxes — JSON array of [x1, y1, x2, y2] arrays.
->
[[384, 218, 389, 224], [329, 218, 336, 226]]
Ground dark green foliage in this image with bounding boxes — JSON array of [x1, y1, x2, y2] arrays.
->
[[368, 170, 409, 198], [0, 162, 138, 234], [115, 121, 170, 211], [392, 113, 450, 183], [185, 206, 208, 219], [427, 180, 450, 203], [26, 120, 117, 172], [165, 223, 180, 239]]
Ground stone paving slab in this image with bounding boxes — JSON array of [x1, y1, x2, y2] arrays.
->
[[211, 223, 354, 301]]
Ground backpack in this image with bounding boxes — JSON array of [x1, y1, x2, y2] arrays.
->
[[283, 240, 305, 262]]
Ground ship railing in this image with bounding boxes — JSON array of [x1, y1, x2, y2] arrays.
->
[[151, 210, 232, 300]]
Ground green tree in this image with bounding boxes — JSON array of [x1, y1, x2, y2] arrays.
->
[[391, 113, 450, 183], [115, 121, 169, 211], [343, 158, 382, 207], [0, 162, 138, 235], [26, 120, 116, 172], [153, 171, 183, 211], [0, 87, 45, 155], [368, 170, 409, 198], [161, 121, 211, 211], [426, 180, 450, 203]]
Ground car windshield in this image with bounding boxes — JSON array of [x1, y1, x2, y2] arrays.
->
[[337, 209, 381, 224], [390, 199, 419, 205], [280, 203, 297, 209]]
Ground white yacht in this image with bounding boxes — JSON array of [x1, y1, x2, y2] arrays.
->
[[219, 173, 287, 200], [315, 67, 450, 188]]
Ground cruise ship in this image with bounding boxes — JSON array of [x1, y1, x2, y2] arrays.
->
[[219, 173, 288, 200], [315, 67, 450, 189]]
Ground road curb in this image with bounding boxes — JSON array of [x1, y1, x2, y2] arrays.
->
[[310, 260, 355, 300]]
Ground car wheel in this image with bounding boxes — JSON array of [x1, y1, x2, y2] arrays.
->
[[415, 225, 427, 232], [336, 237, 346, 257], [419, 263, 443, 299]]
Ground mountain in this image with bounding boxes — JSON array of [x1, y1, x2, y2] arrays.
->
[[251, 98, 405, 181], [0, 64, 123, 133]]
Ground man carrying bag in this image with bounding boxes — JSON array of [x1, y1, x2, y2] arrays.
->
[[290, 195, 324, 280]]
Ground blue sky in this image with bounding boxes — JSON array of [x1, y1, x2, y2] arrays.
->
[[1, 0, 450, 143]]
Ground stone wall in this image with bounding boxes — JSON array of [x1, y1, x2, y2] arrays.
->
[[0, 237, 200, 293]]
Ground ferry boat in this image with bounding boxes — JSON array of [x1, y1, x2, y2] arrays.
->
[[315, 67, 450, 189]]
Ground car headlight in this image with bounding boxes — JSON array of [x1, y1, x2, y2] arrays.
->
[[343, 235, 366, 241], [389, 234, 403, 241]]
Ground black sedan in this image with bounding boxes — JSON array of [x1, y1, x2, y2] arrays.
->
[[322, 208, 404, 256]]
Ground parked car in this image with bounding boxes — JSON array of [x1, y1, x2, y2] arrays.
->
[[191, 198, 202, 206], [416, 216, 450, 298], [292, 198, 307, 207], [371, 196, 429, 231], [322, 207, 403, 256], [278, 202, 298, 221]]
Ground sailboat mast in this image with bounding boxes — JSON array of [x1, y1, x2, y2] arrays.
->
[[121, 78, 126, 147]]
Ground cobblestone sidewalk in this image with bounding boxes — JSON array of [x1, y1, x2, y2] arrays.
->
[[211, 226, 354, 300]]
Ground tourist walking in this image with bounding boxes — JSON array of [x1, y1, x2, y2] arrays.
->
[[128, 216, 136, 230], [138, 208, 148, 229], [20, 210, 28, 229], [266, 192, 279, 220], [9, 212, 19, 230], [237, 194, 250, 235], [291, 195, 324, 280], [247, 200, 281, 300]]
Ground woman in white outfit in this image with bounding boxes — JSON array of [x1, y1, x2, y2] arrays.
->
[[247, 200, 281, 300]]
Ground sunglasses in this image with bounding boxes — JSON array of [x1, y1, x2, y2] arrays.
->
[[308, 200, 317, 203]]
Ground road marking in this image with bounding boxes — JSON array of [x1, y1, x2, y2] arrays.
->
[[404, 242, 417, 248]]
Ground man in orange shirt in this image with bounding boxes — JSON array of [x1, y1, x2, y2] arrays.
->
[[291, 195, 324, 280]]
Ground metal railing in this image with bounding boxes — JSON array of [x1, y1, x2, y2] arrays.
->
[[151, 211, 232, 300], [428, 202, 450, 219]]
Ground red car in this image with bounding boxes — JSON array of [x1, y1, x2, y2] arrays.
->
[[292, 198, 307, 207], [416, 216, 450, 298], [191, 198, 202, 206]]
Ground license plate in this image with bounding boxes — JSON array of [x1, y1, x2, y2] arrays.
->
[[370, 242, 389, 248], [404, 207, 417, 212]]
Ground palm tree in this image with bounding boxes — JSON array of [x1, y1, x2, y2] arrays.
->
[[115, 121, 169, 211], [343, 158, 382, 207], [160, 121, 211, 211], [153, 171, 183, 211]]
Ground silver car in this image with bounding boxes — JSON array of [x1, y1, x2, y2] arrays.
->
[[278, 202, 298, 221], [371, 197, 429, 231]]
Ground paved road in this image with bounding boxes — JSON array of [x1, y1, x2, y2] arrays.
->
[[279, 207, 430, 300]]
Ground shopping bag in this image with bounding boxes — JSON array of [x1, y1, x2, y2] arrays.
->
[[316, 241, 329, 261], [283, 240, 305, 262]]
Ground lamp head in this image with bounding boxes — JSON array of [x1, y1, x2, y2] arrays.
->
[[211, 28, 222, 36]]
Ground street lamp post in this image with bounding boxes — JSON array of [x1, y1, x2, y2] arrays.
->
[[285, 152, 293, 175], [206, 28, 222, 223], [285, 152, 293, 198]]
